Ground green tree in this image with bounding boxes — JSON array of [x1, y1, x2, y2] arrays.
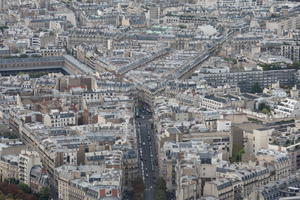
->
[[155, 190, 167, 200], [230, 148, 245, 162], [0, 192, 5, 200], [236, 148, 245, 162], [224, 57, 237, 64], [19, 54, 29, 58], [0, 26, 8, 33], [291, 62, 300, 69], [17, 183, 31, 194], [155, 177, 166, 191], [251, 83, 263, 93], [258, 102, 267, 111], [37, 187, 49, 200], [257, 103, 271, 114], [154, 177, 167, 200], [178, 25, 187, 29], [261, 108, 270, 114]]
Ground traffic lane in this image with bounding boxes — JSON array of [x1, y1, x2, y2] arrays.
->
[[141, 150, 153, 178], [137, 115, 155, 199], [145, 189, 154, 200], [144, 165, 153, 181], [140, 139, 151, 162]]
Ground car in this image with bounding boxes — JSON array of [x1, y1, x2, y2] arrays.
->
[[142, 142, 146, 146], [145, 173, 148, 177]]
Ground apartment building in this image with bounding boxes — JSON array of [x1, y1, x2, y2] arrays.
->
[[159, 141, 221, 193], [176, 158, 217, 200], [176, 175, 201, 200], [203, 178, 237, 200], [184, 131, 232, 160], [198, 69, 296, 92], [0, 155, 19, 181], [246, 174, 300, 200], [19, 150, 42, 185], [232, 35, 263, 54], [56, 165, 123, 200], [256, 149, 291, 181], [43, 110, 76, 127], [281, 43, 300, 62], [0, 0, 7, 10], [82, 92, 104, 103], [243, 128, 273, 156], [67, 28, 108, 49], [269, 131, 300, 173], [274, 98, 300, 118], [266, 14, 300, 33], [30, 165, 48, 193], [163, 14, 217, 26], [204, 165, 270, 199], [199, 94, 244, 110]]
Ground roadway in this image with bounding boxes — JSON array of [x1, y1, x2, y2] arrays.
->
[[136, 106, 157, 200], [123, 30, 234, 96], [167, 30, 234, 81], [118, 47, 171, 74]]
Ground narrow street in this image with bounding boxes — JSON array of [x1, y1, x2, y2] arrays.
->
[[136, 105, 157, 200]]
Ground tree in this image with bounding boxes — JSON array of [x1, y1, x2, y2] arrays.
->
[[0, 182, 37, 200], [178, 25, 187, 29], [19, 54, 29, 58], [154, 177, 167, 200], [132, 177, 144, 200], [155, 190, 167, 200], [37, 187, 49, 200], [155, 177, 166, 191], [258, 102, 266, 111], [5, 178, 19, 185], [4, 184, 19, 196], [251, 83, 262, 94], [0, 192, 5, 200], [235, 148, 245, 162], [17, 183, 31, 194], [261, 108, 270, 114], [0, 26, 8, 33], [258, 103, 271, 114], [224, 57, 237, 65]]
